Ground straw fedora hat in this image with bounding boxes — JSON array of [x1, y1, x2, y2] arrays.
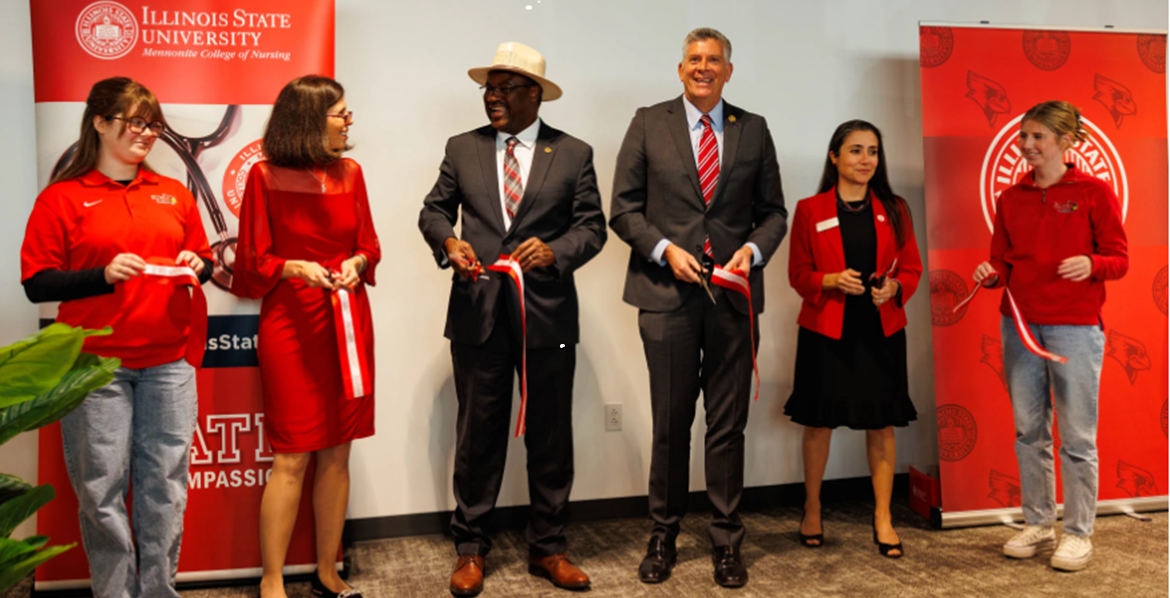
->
[[468, 41, 563, 101]]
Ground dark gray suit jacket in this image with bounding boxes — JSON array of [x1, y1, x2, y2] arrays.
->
[[419, 122, 606, 348], [610, 96, 787, 315]]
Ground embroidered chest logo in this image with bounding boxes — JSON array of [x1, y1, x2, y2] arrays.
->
[[1053, 201, 1079, 213], [153, 193, 177, 205]]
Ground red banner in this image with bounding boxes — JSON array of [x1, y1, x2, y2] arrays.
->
[[919, 25, 1168, 523], [31, 0, 334, 589]]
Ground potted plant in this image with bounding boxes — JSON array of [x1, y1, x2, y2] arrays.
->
[[0, 324, 120, 594]]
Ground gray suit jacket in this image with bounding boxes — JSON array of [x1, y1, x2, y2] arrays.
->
[[419, 122, 606, 348], [610, 96, 787, 314]]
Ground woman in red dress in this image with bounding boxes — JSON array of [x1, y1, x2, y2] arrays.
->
[[232, 75, 380, 598]]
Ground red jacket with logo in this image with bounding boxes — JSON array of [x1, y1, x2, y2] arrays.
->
[[21, 168, 211, 368], [987, 165, 1128, 326], [788, 188, 923, 340]]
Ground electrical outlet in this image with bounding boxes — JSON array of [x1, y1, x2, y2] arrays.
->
[[605, 403, 622, 432]]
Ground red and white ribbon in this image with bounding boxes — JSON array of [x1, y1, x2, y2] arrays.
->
[[710, 266, 760, 401], [953, 283, 1068, 364], [487, 255, 528, 436], [143, 263, 207, 369], [330, 285, 373, 401]]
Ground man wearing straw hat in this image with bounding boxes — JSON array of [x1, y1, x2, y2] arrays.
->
[[610, 27, 788, 588], [419, 41, 606, 596]]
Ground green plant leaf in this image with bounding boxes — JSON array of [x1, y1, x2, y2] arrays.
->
[[0, 537, 37, 569], [0, 476, 31, 509], [0, 355, 119, 446], [0, 485, 53, 539], [0, 543, 73, 592], [0, 324, 85, 410], [19, 536, 48, 551]]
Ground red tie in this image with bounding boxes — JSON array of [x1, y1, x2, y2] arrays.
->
[[503, 136, 524, 221], [698, 114, 719, 257]]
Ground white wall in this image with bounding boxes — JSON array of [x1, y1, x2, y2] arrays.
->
[[2, 1, 1165, 526]]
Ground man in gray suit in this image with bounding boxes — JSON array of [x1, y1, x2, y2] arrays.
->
[[419, 42, 606, 597], [610, 28, 787, 588]]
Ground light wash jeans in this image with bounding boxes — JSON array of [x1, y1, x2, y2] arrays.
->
[[60, 358, 198, 598], [1001, 316, 1104, 538]]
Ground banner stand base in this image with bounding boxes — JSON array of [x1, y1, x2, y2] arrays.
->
[[932, 496, 1167, 529]]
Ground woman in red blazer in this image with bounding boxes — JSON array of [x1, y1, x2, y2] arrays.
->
[[786, 120, 922, 558]]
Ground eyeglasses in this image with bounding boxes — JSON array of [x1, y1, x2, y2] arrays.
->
[[480, 83, 536, 97], [327, 110, 354, 123], [108, 116, 165, 136]]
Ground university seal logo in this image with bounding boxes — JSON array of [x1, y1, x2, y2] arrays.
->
[[223, 140, 267, 219], [1161, 399, 1168, 438], [1106, 330, 1151, 385], [1116, 461, 1158, 498], [1093, 74, 1137, 129], [919, 27, 954, 67], [929, 270, 968, 326], [1022, 30, 1071, 70], [937, 404, 978, 462], [980, 114, 1128, 233], [988, 470, 1022, 508], [1153, 266, 1168, 316], [1137, 34, 1167, 74], [76, 1, 138, 60]]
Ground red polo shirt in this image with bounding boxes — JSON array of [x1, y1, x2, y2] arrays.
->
[[21, 168, 212, 369]]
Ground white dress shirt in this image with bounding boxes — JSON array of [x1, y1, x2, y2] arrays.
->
[[496, 117, 541, 230]]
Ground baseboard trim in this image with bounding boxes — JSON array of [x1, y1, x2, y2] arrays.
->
[[343, 473, 908, 543]]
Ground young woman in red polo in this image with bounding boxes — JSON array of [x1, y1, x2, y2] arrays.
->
[[20, 77, 211, 598], [231, 75, 380, 598], [974, 101, 1128, 572], [786, 120, 922, 559]]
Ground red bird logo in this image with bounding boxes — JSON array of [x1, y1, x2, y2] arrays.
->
[[1106, 330, 1151, 385], [988, 470, 1022, 507], [1116, 461, 1158, 497], [966, 71, 1012, 127], [1093, 73, 1137, 129], [980, 334, 1007, 390]]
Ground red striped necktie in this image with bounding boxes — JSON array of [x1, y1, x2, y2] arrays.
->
[[503, 136, 524, 221], [698, 114, 719, 257]]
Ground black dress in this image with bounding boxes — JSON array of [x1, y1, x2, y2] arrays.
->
[[784, 195, 917, 430]]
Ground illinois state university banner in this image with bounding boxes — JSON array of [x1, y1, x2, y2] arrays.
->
[[30, 0, 334, 589], [919, 24, 1169, 527]]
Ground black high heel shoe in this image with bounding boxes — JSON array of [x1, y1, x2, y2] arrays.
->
[[798, 511, 824, 548], [871, 516, 904, 559], [311, 570, 363, 597]]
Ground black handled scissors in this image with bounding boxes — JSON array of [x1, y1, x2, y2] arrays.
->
[[696, 245, 716, 304]]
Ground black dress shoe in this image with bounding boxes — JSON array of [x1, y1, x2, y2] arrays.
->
[[712, 546, 748, 588], [311, 570, 363, 597], [637, 537, 677, 584]]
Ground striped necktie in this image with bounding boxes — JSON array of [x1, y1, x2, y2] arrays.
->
[[503, 136, 524, 222], [698, 114, 719, 257]]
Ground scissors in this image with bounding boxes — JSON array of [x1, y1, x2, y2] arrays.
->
[[696, 245, 716, 304]]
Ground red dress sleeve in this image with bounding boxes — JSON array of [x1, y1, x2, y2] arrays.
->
[[231, 166, 286, 299], [350, 163, 381, 286], [892, 203, 923, 303]]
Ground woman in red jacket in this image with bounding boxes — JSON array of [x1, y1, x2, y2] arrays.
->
[[974, 101, 1127, 572], [232, 76, 380, 598], [786, 120, 922, 558]]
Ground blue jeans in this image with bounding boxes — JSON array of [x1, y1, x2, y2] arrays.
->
[[1001, 316, 1104, 538], [60, 358, 198, 598]]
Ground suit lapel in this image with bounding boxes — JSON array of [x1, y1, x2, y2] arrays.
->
[[509, 122, 555, 230], [872, 194, 892, 274], [666, 97, 706, 207], [820, 191, 846, 270], [709, 103, 741, 210], [476, 127, 507, 235]]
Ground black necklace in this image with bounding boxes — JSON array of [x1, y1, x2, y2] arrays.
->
[[837, 190, 870, 212]]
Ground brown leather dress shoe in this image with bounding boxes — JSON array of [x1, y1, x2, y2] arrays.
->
[[449, 555, 484, 597], [528, 554, 591, 590]]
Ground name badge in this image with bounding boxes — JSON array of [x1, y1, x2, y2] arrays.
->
[[816, 217, 840, 232]]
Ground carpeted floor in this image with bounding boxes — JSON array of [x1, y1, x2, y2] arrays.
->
[[180, 502, 1167, 598]]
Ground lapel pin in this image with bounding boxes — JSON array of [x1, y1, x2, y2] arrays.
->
[[877, 214, 886, 223], [728, 115, 737, 123], [544, 147, 552, 153]]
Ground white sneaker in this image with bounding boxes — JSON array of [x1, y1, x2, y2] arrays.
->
[[1051, 534, 1092, 571], [1002, 525, 1055, 558]]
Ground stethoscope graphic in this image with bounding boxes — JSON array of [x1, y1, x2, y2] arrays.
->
[[51, 106, 240, 290]]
